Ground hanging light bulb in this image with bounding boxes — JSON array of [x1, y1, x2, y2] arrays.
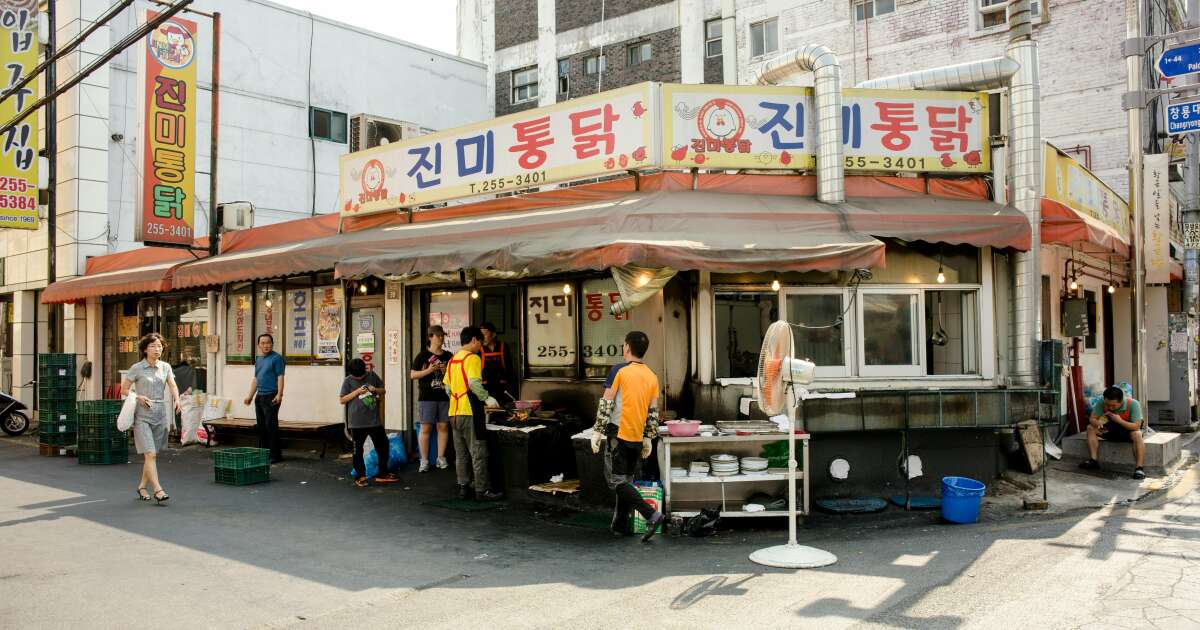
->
[[770, 278, 781, 291], [936, 267, 946, 284], [1069, 277, 1078, 291], [359, 282, 368, 294], [635, 273, 651, 288], [1108, 284, 1116, 294], [264, 298, 272, 308], [470, 289, 479, 299], [562, 283, 572, 295]]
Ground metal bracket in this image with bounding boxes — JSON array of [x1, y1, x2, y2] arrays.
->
[[1123, 87, 1200, 109], [1123, 37, 1150, 57]]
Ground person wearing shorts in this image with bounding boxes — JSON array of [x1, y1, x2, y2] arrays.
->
[[1079, 386, 1147, 480], [410, 325, 453, 473]]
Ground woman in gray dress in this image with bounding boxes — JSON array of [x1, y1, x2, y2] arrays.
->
[[121, 333, 182, 503]]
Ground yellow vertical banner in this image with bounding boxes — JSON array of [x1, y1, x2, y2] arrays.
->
[[0, 1, 39, 230], [137, 10, 198, 246]]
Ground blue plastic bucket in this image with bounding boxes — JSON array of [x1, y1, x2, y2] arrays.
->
[[941, 476, 986, 524]]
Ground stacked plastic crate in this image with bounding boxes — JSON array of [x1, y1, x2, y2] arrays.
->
[[213, 447, 270, 485], [76, 400, 128, 465], [37, 354, 76, 456]]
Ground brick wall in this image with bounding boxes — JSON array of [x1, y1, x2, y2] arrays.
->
[[556, 28, 681, 103], [555, 0, 674, 32], [704, 52, 723, 84], [495, 69, 540, 117], [495, 0, 537, 50]]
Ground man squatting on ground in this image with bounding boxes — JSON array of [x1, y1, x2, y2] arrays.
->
[[591, 330, 665, 542]]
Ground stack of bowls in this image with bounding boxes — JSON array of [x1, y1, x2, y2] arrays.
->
[[710, 453, 739, 477], [740, 456, 769, 474]]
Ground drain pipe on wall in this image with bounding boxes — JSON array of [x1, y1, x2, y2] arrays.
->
[[753, 44, 845, 204], [857, 2, 1043, 387]]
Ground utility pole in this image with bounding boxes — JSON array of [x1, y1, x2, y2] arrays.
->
[[1186, 0, 1199, 317], [1126, 0, 1149, 401], [46, 0, 57, 352]]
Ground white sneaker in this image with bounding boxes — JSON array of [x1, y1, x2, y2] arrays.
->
[[418, 460, 430, 473], [436, 457, 449, 469]]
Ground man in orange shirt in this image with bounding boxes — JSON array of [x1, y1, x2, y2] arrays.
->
[[591, 330, 664, 541]]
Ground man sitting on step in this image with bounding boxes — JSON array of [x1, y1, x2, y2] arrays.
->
[[1079, 386, 1146, 480]]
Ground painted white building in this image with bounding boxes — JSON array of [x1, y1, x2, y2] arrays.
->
[[1, 0, 487, 405]]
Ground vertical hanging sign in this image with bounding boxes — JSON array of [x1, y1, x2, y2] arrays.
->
[[1143, 153, 1171, 284], [0, 1, 39, 230], [137, 10, 198, 246]]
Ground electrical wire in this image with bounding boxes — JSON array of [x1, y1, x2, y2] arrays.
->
[[787, 269, 868, 330], [307, 11, 316, 216]]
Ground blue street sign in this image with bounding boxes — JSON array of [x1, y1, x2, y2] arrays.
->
[[1167, 100, 1200, 136], [1158, 41, 1200, 78]]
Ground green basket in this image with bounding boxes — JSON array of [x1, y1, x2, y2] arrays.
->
[[38, 353, 76, 368], [213, 447, 270, 470], [214, 464, 270, 486], [77, 424, 124, 439], [38, 389, 77, 403], [78, 450, 129, 465], [37, 375, 76, 390], [77, 436, 129, 452], [77, 400, 124, 415], [39, 432, 76, 446]]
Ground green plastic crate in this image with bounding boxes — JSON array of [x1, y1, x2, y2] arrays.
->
[[37, 375, 76, 390], [77, 425, 125, 440], [214, 464, 270, 486], [38, 353, 76, 368], [213, 447, 269, 469], [78, 450, 128, 465], [77, 400, 124, 415], [77, 436, 129, 452], [39, 432, 76, 446]]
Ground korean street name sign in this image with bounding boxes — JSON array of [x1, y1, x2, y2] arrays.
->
[[1185, 222, 1200, 250], [1158, 41, 1200, 78], [341, 83, 659, 215], [0, 2, 39, 230], [662, 85, 989, 173], [1167, 100, 1200, 136]]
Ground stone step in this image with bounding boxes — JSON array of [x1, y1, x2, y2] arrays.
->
[[1061, 430, 1182, 476]]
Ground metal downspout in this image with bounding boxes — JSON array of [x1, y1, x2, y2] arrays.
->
[[753, 44, 845, 204]]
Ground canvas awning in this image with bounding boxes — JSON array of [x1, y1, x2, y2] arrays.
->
[[40, 245, 204, 304], [1040, 197, 1130, 258]]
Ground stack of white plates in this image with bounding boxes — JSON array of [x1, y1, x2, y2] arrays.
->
[[670, 467, 688, 478], [689, 461, 710, 476], [740, 457, 769, 474], [710, 453, 739, 476]]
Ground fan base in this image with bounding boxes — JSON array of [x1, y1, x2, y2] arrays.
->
[[749, 543, 837, 569]]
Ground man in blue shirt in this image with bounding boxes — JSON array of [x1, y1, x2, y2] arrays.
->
[[244, 333, 286, 463]]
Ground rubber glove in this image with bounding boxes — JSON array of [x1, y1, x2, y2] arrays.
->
[[485, 397, 500, 409], [641, 438, 653, 459], [591, 431, 604, 454]]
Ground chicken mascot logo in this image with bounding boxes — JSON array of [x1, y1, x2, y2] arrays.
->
[[148, 21, 195, 70]]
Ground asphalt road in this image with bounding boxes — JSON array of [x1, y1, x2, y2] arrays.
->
[[2, 436, 1199, 629]]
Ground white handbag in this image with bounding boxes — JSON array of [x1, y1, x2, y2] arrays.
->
[[116, 391, 138, 432]]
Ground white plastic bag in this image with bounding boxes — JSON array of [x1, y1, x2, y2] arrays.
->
[[203, 396, 231, 421], [116, 392, 137, 432], [179, 394, 204, 445]]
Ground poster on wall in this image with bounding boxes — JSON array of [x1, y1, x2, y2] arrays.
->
[[136, 10, 198, 246], [526, 283, 576, 367], [1143, 153, 1171, 284], [0, 1, 39, 230], [581, 278, 632, 366], [315, 285, 343, 360], [226, 293, 251, 361], [285, 288, 312, 358], [429, 291, 469, 353]]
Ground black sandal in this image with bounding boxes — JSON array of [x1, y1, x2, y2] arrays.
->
[[153, 490, 170, 504], [136, 488, 151, 501]]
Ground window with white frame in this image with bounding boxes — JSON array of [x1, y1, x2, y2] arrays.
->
[[715, 292, 778, 378], [627, 41, 652, 65], [859, 289, 923, 377], [584, 54, 606, 75], [511, 66, 538, 104], [976, 0, 1044, 32], [854, 0, 896, 21], [785, 289, 852, 378], [705, 18, 722, 58], [558, 59, 569, 96], [749, 18, 779, 59]]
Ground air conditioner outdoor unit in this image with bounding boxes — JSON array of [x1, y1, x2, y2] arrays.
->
[[218, 201, 254, 232], [349, 114, 432, 152]]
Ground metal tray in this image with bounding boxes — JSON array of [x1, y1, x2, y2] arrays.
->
[[714, 420, 784, 434]]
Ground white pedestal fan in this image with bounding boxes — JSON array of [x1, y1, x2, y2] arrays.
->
[[747, 320, 838, 569]]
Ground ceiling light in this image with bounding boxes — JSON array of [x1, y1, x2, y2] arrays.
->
[[770, 279, 781, 291], [562, 283, 572, 295], [470, 289, 479, 299]]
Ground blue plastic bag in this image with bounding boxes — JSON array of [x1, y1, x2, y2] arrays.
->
[[350, 433, 407, 478]]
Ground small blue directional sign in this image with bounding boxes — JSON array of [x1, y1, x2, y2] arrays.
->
[[1158, 41, 1200, 78], [1167, 100, 1200, 136]]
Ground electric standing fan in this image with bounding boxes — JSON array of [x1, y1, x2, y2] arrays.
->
[[748, 321, 837, 569]]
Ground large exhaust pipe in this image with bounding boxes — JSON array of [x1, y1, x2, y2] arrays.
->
[[854, 2, 1042, 386], [753, 43, 844, 204], [1005, 0, 1042, 386]]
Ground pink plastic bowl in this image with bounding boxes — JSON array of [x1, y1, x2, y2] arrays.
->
[[665, 420, 701, 437], [513, 400, 541, 411]]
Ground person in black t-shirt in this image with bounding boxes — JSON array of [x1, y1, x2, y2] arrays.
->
[[410, 325, 454, 473]]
